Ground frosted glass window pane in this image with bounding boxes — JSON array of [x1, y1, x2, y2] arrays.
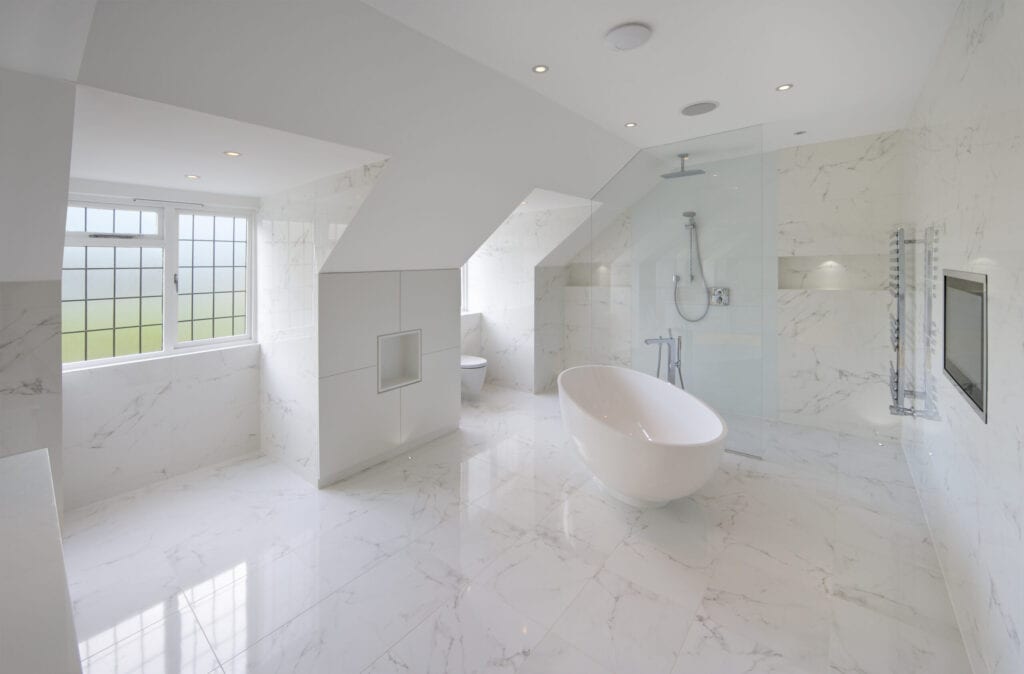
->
[[234, 219, 247, 241], [66, 207, 85, 232], [62, 333, 85, 363], [233, 267, 246, 290], [178, 295, 192, 321], [142, 248, 163, 268], [87, 208, 114, 233], [86, 300, 114, 330], [193, 268, 213, 293], [178, 268, 193, 294], [63, 247, 85, 268], [62, 270, 85, 301], [193, 293, 213, 320], [115, 247, 141, 268], [141, 211, 158, 235], [179, 214, 193, 239], [194, 215, 214, 240], [215, 216, 233, 241], [179, 241, 193, 266], [141, 269, 162, 297], [141, 326, 162, 353], [214, 292, 232, 318], [62, 301, 85, 333], [87, 247, 114, 268], [214, 267, 233, 292], [193, 319, 213, 340], [87, 269, 114, 299], [115, 327, 141, 356], [214, 241, 233, 266], [114, 209, 140, 234], [193, 241, 213, 266], [214, 317, 233, 337], [87, 330, 114, 360], [233, 242, 246, 266], [115, 269, 141, 297], [141, 297, 162, 325], [114, 298, 139, 328]]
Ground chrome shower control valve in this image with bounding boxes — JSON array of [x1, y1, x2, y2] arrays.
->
[[710, 287, 730, 306]]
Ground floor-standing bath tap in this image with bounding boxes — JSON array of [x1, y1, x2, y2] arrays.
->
[[644, 331, 684, 388]]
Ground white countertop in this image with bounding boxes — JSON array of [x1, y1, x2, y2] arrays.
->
[[0, 449, 81, 673]]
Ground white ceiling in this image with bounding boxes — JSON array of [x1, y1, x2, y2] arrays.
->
[[518, 188, 593, 213], [0, 1, 97, 81], [363, 0, 960, 150], [71, 86, 387, 197]]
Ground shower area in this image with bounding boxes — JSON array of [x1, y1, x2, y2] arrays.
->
[[547, 125, 776, 446]]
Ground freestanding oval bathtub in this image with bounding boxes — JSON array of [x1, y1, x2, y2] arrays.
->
[[558, 365, 727, 507]]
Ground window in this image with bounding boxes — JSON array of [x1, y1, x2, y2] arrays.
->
[[61, 201, 253, 366]]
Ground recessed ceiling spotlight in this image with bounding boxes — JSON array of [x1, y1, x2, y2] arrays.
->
[[604, 23, 653, 51], [624, 122, 637, 128], [532, 64, 549, 73], [185, 174, 200, 180], [223, 150, 242, 157], [776, 83, 794, 91], [681, 101, 719, 117]]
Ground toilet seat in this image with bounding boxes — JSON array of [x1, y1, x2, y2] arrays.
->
[[461, 355, 487, 369]]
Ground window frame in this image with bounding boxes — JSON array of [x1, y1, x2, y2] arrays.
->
[[62, 196, 257, 372]]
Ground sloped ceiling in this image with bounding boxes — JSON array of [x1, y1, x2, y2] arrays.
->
[[75, 0, 637, 272], [0, 1, 97, 81]]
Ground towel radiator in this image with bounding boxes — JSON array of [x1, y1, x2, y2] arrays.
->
[[888, 226, 938, 418]]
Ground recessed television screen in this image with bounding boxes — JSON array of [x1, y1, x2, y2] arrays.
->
[[943, 270, 987, 422]]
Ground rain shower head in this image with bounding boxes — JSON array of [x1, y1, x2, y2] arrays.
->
[[661, 153, 706, 179]]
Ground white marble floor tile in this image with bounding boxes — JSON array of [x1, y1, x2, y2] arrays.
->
[[221, 551, 463, 674], [473, 531, 602, 627], [407, 504, 527, 581], [79, 594, 222, 674], [551, 569, 696, 674], [189, 549, 329, 664], [516, 633, 614, 674], [62, 385, 969, 674], [364, 583, 545, 674]]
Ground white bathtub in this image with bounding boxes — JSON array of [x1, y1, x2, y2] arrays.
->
[[557, 365, 727, 507]]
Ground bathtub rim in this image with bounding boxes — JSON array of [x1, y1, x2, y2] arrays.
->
[[557, 364, 729, 450]]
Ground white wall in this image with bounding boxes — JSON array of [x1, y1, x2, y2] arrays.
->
[[0, 67, 74, 506], [467, 205, 590, 392], [62, 346, 259, 509], [75, 1, 636, 273], [902, 1, 1024, 672], [318, 269, 460, 485], [258, 163, 385, 484]]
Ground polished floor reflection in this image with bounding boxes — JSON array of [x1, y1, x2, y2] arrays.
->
[[63, 386, 969, 673]]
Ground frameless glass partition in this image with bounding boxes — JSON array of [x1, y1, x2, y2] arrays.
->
[[569, 125, 775, 439]]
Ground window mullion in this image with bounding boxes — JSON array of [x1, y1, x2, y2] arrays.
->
[[164, 206, 178, 354]]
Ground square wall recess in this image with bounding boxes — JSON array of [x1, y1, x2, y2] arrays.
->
[[378, 329, 421, 393]]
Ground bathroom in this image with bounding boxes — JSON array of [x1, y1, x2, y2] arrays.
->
[[1, 1, 1020, 673]]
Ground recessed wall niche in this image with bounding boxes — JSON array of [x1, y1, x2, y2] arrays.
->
[[378, 329, 422, 393]]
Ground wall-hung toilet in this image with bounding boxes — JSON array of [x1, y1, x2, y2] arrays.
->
[[460, 355, 487, 397]]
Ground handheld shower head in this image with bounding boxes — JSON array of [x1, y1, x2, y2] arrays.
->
[[661, 154, 706, 179]]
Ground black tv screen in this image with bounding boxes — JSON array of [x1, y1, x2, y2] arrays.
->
[[943, 270, 987, 421]]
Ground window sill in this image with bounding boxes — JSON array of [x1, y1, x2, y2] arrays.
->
[[62, 340, 259, 374]]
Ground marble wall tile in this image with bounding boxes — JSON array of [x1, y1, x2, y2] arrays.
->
[[62, 345, 260, 509], [460, 312, 482, 356], [775, 132, 905, 439], [0, 281, 63, 501], [900, 2, 1024, 672], [257, 162, 385, 485], [468, 205, 590, 392]]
